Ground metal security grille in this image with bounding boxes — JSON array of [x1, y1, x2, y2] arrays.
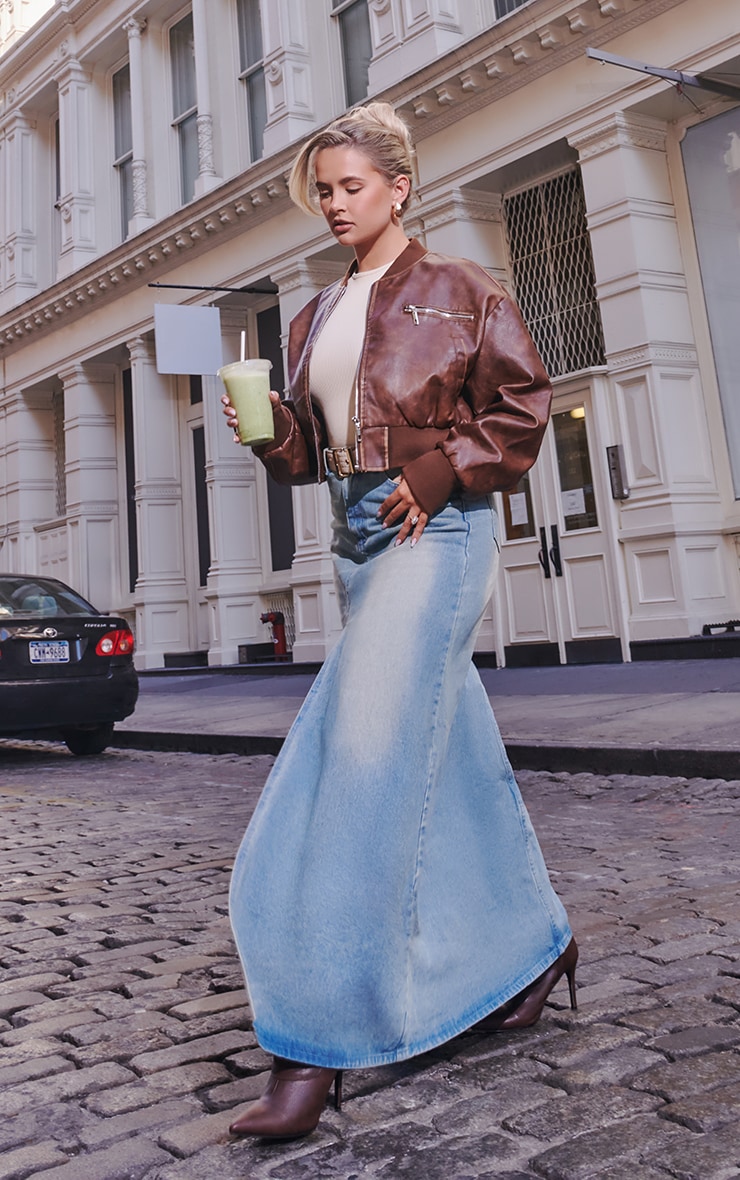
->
[[502, 169, 606, 378]]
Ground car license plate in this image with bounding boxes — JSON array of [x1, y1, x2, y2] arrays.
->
[[29, 640, 70, 664]]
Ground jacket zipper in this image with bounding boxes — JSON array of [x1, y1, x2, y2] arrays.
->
[[354, 280, 383, 469], [403, 304, 476, 326]]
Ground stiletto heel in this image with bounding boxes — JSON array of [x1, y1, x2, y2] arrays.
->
[[229, 1056, 343, 1139], [566, 956, 577, 1011], [473, 937, 579, 1032]]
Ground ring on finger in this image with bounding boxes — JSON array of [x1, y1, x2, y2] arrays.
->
[[410, 515, 419, 526]]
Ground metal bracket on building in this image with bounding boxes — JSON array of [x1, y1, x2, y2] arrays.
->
[[585, 48, 740, 102], [148, 282, 276, 294]]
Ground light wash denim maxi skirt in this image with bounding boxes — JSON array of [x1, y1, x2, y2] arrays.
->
[[229, 472, 572, 1070]]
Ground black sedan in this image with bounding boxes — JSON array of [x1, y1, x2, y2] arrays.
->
[[0, 574, 138, 755]]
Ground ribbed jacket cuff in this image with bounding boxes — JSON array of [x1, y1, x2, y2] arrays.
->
[[402, 448, 458, 516]]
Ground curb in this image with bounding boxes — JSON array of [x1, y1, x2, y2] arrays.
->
[[112, 730, 284, 756], [111, 730, 740, 780]]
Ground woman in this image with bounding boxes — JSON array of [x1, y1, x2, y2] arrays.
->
[[224, 102, 576, 1141]]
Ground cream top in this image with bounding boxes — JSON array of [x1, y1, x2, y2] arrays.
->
[[309, 261, 392, 448]]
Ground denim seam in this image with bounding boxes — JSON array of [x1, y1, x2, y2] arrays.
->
[[395, 506, 472, 1056]]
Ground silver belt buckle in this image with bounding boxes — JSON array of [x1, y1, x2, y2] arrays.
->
[[324, 447, 355, 478]]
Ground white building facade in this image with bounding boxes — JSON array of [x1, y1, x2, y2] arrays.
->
[[1, 0, 739, 669]]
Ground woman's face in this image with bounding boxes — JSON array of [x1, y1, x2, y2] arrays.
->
[[314, 145, 406, 253]]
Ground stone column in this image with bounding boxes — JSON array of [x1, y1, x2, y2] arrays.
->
[[126, 337, 189, 669], [0, 385, 56, 573], [420, 187, 508, 285], [570, 111, 737, 641], [58, 363, 119, 610], [55, 56, 96, 277], [122, 16, 155, 234], [204, 309, 270, 666], [419, 185, 508, 654], [270, 259, 346, 663], [260, 0, 315, 156], [0, 110, 39, 306], [191, 0, 222, 196]]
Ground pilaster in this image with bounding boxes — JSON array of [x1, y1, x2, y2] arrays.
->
[[420, 188, 507, 286], [570, 111, 735, 640], [123, 16, 155, 234], [271, 258, 346, 662], [205, 308, 270, 666], [126, 337, 189, 668], [261, 0, 315, 155], [55, 56, 96, 277], [1, 111, 39, 304], [369, 0, 465, 92], [192, 0, 223, 196], [1, 385, 56, 573], [58, 362, 119, 610]]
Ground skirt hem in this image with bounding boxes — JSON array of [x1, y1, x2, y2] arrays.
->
[[251, 928, 573, 1071]]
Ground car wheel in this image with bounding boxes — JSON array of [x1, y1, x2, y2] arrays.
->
[[62, 723, 115, 756]]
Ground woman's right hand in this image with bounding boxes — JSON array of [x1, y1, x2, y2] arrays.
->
[[221, 391, 281, 442]]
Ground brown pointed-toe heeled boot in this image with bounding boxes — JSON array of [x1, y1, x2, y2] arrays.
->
[[228, 1056, 343, 1139], [474, 937, 578, 1032]]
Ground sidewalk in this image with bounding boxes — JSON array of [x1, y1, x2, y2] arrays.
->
[[116, 657, 740, 779]]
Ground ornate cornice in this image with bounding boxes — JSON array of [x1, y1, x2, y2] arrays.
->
[[388, 0, 690, 142], [0, 159, 294, 354]]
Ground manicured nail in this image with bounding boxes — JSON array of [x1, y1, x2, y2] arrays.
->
[[410, 537, 417, 548]]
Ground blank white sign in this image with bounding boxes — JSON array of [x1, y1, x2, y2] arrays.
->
[[154, 304, 224, 375]]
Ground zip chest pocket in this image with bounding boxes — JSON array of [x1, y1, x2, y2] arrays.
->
[[403, 304, 476, 326]]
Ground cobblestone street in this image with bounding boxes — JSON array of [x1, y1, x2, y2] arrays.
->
[[0, 744, 739, 1180]]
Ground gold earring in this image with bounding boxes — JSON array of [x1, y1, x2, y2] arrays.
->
[[394, 201, 403, 217]]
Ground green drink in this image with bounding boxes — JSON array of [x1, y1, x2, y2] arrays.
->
[[218, 359, 274, 446]]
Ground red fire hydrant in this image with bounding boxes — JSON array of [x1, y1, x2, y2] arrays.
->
[[260, 611, 288, 660]]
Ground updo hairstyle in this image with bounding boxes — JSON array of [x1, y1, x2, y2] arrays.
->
[[288, 102, 416, 217]]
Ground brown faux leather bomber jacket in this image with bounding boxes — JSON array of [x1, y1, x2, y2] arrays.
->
[[255, 238, 552, 516]]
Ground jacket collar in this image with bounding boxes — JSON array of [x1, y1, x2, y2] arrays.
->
[[342, 238, 427, 285]]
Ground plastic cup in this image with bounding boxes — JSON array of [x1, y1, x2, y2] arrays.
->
[[218, 358, 274, 446]]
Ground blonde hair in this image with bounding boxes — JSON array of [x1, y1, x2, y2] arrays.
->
[[288, 102, 416, 216]]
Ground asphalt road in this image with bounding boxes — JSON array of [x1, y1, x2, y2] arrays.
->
[[0, 744, 739, 1179]]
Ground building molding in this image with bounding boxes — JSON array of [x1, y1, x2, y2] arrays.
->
[[0, 160, 295, 353], [388, 0, 688, 141], [569, 110, 668, 159], [607, 342, 699, 371]]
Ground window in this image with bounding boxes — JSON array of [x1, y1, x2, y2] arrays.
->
[[502, 169, 606, 379], [257, 305, 296, 572], [122, 369, 138, 594], [113, 64, 134, 239], [192, 425, 211, 587], [170, 13, 198, 203], [332, 0, 372, 108], [494, 0, 529, 17], [683, 107, 740, 498], [236, 0, 267, 161], [53, 390, 66, 519], [52, 114, 61, 261]]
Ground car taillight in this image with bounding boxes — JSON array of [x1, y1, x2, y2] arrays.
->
[[95, 629, 135, 657]]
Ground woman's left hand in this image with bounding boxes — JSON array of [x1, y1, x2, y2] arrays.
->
[[378, 477, 428, 547]]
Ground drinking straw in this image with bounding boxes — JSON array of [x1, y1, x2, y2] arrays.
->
[[240, 330, 246, 362]]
